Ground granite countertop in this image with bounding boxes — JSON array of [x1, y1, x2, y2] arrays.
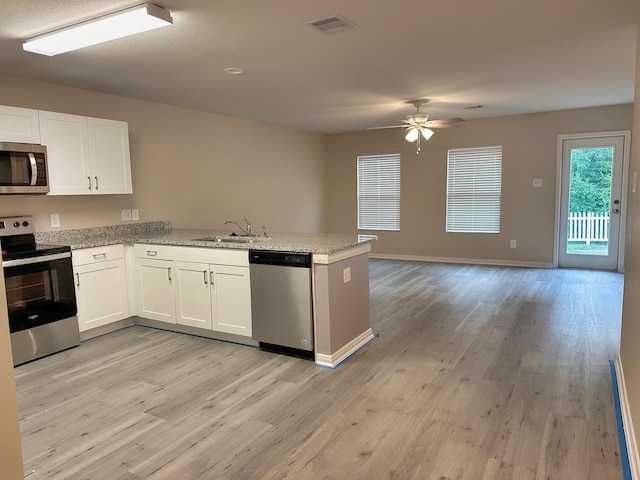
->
[[35, 221, 375, 255]]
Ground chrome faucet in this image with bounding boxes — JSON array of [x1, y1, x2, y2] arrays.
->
[[224, 218, 253, 236]]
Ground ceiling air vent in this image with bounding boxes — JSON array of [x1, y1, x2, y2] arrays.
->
[[307, 15, 358, 35]]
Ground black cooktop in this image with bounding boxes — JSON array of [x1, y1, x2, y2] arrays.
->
[[2, 243, 71, 261], [1, 234, 70, 261]]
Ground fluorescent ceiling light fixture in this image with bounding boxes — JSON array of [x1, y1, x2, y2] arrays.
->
[[23, 3, 173, 56]]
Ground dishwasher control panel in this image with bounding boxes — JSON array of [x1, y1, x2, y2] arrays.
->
[[249, 250, 311, 268]]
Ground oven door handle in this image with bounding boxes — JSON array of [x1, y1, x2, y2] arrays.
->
[[3, 251, 71, 268], [29, 153, 38, 186]]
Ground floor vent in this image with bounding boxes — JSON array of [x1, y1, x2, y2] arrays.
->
[[306, 15, 358, 35]]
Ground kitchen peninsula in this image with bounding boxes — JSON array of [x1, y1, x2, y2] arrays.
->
[[37, 222, 375, 368]]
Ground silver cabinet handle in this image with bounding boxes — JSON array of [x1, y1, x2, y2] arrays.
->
[[95, 176, 99, 190], [28, 153, 38, 186], [76, 272, 80, 287], [88, 176, 92, 190], [92, 252, 107, 259], [210, 271, 214, 287], [167, 267, 172, 282], [204, 270, 208, 285], [146, 250, 158, 256]]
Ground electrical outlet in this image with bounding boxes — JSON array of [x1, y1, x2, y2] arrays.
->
[[132, 209, 139, 221], [50, 213, 60, 228], [533, 178, 543, 188], [510, 240, 517, 248], [343, 267, 351, 283], [121, 209, 132, 221]]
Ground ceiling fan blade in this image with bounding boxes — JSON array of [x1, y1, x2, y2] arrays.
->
[[426, 117, 465, 128], [366, 124, 409, 130]]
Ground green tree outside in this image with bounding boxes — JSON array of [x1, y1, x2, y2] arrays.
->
[[568, 147, 613, 214]]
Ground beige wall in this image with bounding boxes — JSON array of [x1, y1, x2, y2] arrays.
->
[[325, 104, 633, 265], [314, 253, 370, 356], [620, 21, 640, 455], [0, 74, 326, 234], [0, 262, 23, 480]]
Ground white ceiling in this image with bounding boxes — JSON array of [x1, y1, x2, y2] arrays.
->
[[0, 0, 637, 134]]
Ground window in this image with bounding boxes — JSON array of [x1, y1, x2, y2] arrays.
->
[[446, 145, 502, 233], [357, 153, 400, 231]]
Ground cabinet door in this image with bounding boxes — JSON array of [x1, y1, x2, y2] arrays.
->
[[39, 111, 92, 195], [174, 262, 212, 330], [136, 258, 175, 323], [74, 259, 129, 332], [0, 105, 40, 143], [210, 265, 252, 337], [87, 117, 132, 194]]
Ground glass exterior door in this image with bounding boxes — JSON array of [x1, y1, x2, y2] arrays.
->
[[558, 135, 625, 270]]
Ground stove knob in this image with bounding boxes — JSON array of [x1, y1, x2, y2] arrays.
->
[[13, 221, 20, 228], [22, 221, 29, 227]]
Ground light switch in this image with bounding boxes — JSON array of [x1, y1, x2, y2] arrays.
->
[[532, 178, 543, 188], [50, 213, 60, 228], [132, 209, 139, 221], [121, 209, 132, 221]]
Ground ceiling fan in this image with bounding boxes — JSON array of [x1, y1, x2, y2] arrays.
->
[[367, 99, 464, 154]]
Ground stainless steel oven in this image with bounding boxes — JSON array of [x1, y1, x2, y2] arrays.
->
[[1, 216, 79, 365]]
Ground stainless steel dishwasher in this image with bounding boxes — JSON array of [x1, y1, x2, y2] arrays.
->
[[249, 250, 313, 358]]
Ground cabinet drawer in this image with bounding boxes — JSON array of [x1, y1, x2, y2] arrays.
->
[[173, 246, 249, 266], [72, 244, 124, 266], [134, 243, 173, 260]]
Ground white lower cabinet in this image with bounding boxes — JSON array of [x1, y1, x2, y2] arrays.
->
[[173, 247, 252, 337], [72, 245, 129, 332], [210, 264, 252, 336], [174, 261, 212, 329], [133, 245, 252, 337], [134, 243, 175, 323]]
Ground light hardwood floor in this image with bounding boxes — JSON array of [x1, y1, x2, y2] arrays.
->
[[15, 260, 624, 479]]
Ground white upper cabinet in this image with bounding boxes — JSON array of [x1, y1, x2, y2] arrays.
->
[[0, 105, 40, 144], [38, 111, 91, 194], [87, 117, 132, 194], [39, 110, 132, 195]]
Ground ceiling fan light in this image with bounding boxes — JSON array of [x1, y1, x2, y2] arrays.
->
[[405, 128, 419, 142], [421, 128, 434, 140]]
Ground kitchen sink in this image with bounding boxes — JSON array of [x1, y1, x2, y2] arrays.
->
[[193, 236, 267, 244]]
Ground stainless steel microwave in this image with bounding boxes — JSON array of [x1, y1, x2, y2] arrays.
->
[[0, 141, 49, 194]]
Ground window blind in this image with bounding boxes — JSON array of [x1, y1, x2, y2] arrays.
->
[[357, 153, 401, 231], [446, 145, 502, 233]]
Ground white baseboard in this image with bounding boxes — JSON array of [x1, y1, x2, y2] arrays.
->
[[369, 253, 554, 269], [615, 356, 640, 479], [315, 328, 375, 368]]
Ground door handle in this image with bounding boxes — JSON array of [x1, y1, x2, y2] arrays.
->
[[167, 267, 172, 282], [76, 272, 80, 287], [28, 153, 38, 186], [204, 270, 208, 285], [88, 176, 92, 190], [613, 208, 620, 214], [95, 176, 99, 190], [210, 271, 214, 287]]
